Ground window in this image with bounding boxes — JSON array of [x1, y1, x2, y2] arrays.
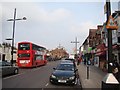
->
[[32, 44, 38, 50], [18, 53, 30, 57], [0, 53, 1, 60], [56, 64, 74, 71], [18, 43, 30, 50], [34, 55, 43, 60], [0, 61, 11, 66], [118, 37, 120, 43]]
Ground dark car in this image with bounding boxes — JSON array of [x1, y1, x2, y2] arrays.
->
[[0, 61, 19, 76], [49, 62, 78, 85]]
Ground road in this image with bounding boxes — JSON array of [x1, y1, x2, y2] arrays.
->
[[2, 60, 82, 89]]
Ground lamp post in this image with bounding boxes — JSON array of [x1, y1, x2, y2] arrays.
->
[[7, 8, 26, 66], [106, 0, 113, 73], [71, 37, 79, 55], [101, 1, 119, 89]]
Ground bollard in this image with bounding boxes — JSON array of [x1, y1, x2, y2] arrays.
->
[[102, 73, 119, 90], [87, 65, 89, 79]]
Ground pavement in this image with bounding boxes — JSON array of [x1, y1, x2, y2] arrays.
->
[[77, 63, 107, 89]]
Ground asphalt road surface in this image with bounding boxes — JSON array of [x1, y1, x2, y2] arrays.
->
[[2, 60, 82, 90]]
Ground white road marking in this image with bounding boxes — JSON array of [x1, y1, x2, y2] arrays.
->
[[3, 73, 25, 80], [3, 67, 41, 80], [45, 83, 49, 87]]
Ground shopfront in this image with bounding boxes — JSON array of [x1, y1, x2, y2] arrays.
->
[[95, 44, 107, 71]]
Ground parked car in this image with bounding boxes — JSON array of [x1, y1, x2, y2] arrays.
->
[[49, 62, 78, 85], [0, 61, 19, 76]]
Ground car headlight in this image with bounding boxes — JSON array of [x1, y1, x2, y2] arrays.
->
[[69, 76, 75, 80], [51, 75, 56, 78]]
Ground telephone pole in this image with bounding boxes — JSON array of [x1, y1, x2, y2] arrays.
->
[[71, 37, 79, 55], [106, 0, 113, 73], [7, 8, 26, 66]]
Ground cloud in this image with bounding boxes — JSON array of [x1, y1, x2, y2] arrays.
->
[[2, 2, 72, 40], [34, 8, 71, 23], [1, 2, 101, 54], [69, 21, 96, 43], [2, 2, 71, 23], [1, 0, 120, 3]]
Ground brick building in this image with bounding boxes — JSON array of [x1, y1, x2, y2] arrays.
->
[[50, 47, 68, 60]]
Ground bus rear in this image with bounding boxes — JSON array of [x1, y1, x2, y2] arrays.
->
[[17, 42, 33, 67]]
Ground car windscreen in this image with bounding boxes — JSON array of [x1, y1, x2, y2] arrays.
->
[[56, 64, 74, 71], [0, 61, 11, 66]]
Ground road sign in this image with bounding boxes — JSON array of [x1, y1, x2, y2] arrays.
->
[[106, 15, 118, 30]]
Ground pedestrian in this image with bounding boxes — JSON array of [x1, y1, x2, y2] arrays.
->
[[83, 54, 87, 65], [112, 56, 120, 82], [84, 58, 86, 65], [77, 57, 80, 65]]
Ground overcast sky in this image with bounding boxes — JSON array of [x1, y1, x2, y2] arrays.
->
[[0, 0, 119, 54]]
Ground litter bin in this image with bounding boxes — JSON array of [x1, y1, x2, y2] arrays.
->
[[102, 73, 119, 90]]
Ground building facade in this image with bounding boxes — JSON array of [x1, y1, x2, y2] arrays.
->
[[0, 42, 17, 62], [50, 47, 69, 60], [79, 11, 120, 71], [112, 11, 120, 65]]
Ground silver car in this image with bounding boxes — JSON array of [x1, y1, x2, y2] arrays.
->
[[0, 61, 19, 76]]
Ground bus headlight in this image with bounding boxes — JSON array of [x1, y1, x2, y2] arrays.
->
[[25, 60, 30, 63], [20, 60, 30, 64]]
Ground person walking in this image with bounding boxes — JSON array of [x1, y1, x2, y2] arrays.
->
[[112, 56, 120, 83], [77, 56, 80, 65]]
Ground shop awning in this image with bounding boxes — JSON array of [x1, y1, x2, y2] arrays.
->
[[96, 51, 106, 56]]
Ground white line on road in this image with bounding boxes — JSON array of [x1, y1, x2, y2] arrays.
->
[[3, 73, 25, 80], [45, 83, 49, 87], [3, 66, 45, 80]]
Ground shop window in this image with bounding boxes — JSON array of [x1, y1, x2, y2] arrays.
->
[[118, 37, 120, 43], [2, 54, 5, 61], [0, 53, 1, 60]]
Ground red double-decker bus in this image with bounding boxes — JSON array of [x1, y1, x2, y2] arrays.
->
[[17, 42, 47, 68]]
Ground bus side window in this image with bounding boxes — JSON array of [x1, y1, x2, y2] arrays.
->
[[34, 55, 36, 61], [35, 55, 43, 60]]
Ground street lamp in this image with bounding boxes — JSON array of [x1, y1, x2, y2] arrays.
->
[[71, 37, 79, 55], [7, 8, 26, 66]]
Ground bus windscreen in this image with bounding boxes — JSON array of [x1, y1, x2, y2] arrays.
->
[[18, 43, 30, 50], [18, 53, 30, 57]]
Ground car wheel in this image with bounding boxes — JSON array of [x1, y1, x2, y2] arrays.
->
[[14, 69, 18, 74]]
